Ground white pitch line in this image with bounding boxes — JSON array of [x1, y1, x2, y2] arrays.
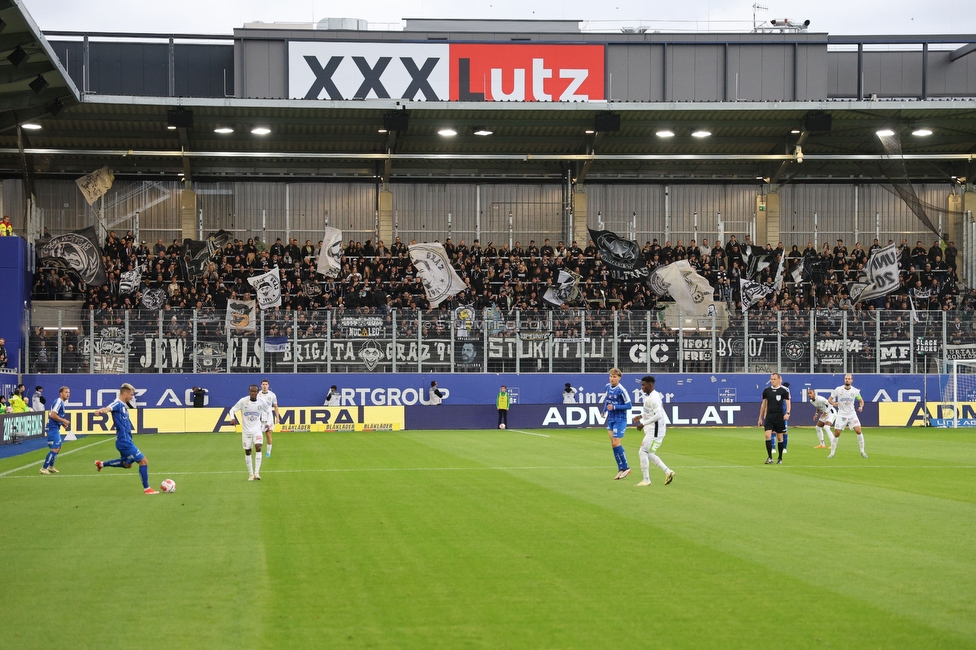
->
[[2, 463, 974, 480], [510, 429, 550, 438], [0, 438, 112, 478]]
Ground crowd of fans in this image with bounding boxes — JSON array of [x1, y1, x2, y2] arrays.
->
[[30, 228, 972, 317]]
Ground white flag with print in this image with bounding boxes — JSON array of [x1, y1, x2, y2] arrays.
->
[[316, 226, 343, 277], [409, 243, 466, 307], [247, 267, 282, 309]]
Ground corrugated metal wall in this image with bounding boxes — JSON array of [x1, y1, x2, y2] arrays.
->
[[8, 179, 962, 255]]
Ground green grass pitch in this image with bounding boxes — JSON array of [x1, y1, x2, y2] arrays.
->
[[2, 426, 975, 649]]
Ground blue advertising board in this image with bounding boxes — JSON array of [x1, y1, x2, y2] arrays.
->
[[23, 372, 920, 412]]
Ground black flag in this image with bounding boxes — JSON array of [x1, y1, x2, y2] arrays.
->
[[37, 226, 107, 286], [180, 229, 232, 280], [588, 228, 649, 281]]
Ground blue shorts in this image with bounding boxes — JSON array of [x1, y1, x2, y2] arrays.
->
[[46, 431, 63, 448], [607, 418, 628, 439], [116, 442, 145, 464]]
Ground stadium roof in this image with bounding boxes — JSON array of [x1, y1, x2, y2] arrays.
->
[[5, 95, 971, 185]]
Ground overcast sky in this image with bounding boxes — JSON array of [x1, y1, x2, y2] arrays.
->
[[22, 0, 974, 37]]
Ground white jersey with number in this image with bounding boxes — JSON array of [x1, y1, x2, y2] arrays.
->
[[639, 389, 670, 436], [831, 386, 861, 417], [258, 389, 278, 420], [233, 397, 272, 437], [811, 394, 836, 419]]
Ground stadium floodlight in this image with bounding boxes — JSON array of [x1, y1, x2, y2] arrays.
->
[[876, 129, 896, 137], [691, 130, 711, 138], [214, 126, 234, 134], [912, 128, 933, 137], [438, 128, 458, 137], [251, 127, 271, 135], [656, 130, 675, 138]]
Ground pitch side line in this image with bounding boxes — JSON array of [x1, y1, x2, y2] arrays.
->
[[510, 429, 551, 438], [3, 463, 975, 480], [0, 438, 112, 478]]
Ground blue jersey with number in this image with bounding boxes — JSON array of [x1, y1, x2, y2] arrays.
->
[[107, 398, 134, 445], [604, 382, 632, 422], [45, 397, 67, 436]]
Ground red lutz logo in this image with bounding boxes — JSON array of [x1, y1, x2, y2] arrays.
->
[[450, 44, 605, 102]]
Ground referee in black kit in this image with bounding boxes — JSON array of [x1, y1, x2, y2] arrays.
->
[[758, 372, 791, 464]]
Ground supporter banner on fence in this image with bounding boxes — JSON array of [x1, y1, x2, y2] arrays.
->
[[340, 316, 386, 337], [281, 337, 454, 370], [81, 326, 129, 373], [814, 337, 864, 367], [226, 299, 257, 332], [879, 340, 911, 368], [945, 343, 976, 361]]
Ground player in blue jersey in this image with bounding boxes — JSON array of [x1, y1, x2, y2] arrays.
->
[[39, 386, 71, 475], [93, 383, 158, 494], [604, 367, 632, 480]]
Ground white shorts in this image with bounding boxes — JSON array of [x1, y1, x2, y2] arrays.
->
[[817, 411, 836, 426], [833, 414, 860, 431], [641, 421, 667, 452], [242, 431, 264, 450]]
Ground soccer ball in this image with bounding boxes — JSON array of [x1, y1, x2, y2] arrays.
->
[[499, 424, 506, 429], [160, 479, 177, 493]]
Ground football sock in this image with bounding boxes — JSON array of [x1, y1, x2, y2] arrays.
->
[[266, 444, 272, 457], [765, 439, 773, 458], [778, 441, 784, 460], [857, 433, 865, 453], [43, 451, 56, 468], [245, 455, 253, 475], [816, 426, 826, 444], [783, 433, 789, 448], [638, 447, 651, 481], [649, 452, 669, 474], [138, 465, 149, 489], [612, 446, 622, 470], [102, 458, 126, 468], [618, 446, 629, 470], [254, 451, 263, 474], [830, 433, 839, 453]]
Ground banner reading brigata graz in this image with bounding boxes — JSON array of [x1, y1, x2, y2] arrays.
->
[[289, 42, 605, 102]]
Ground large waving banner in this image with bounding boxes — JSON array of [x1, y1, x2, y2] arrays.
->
[[247, 268, 282, 310], [37, 227, 107, 286], [409, 243, 466, 307]]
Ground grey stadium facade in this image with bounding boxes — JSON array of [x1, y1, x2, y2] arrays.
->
[[0, 5, 974, 279]]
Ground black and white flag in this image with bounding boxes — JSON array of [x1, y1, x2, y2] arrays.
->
[[181, 229, 233, 280], [544, 270, 582, 306], [409, 243, 466, 307], [38, 226, 107, 286], [75, 167, 114, 206], [790, 258, 805, 284], [847, 243, 900, 304], [647, 260, 714, 315], [247, 267, 282, 309], [226, 299, 257, 332], [119, 269, 141, 294], [588, 228, 649, 281], [772, 254, 785, 292], [141, 288, 166, 310], [740, 277, 775, 311], [316, 226, 343, 277]]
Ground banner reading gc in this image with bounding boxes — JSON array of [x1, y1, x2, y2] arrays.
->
[[289, 42, 605, 102]]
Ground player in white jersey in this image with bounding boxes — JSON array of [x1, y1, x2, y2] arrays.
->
[[258, 379, 280, 457], [806, 388, 836, 449], [231, 385, 273, 480], [827, 373, 867, 458], [633, 376, 675, 487]]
